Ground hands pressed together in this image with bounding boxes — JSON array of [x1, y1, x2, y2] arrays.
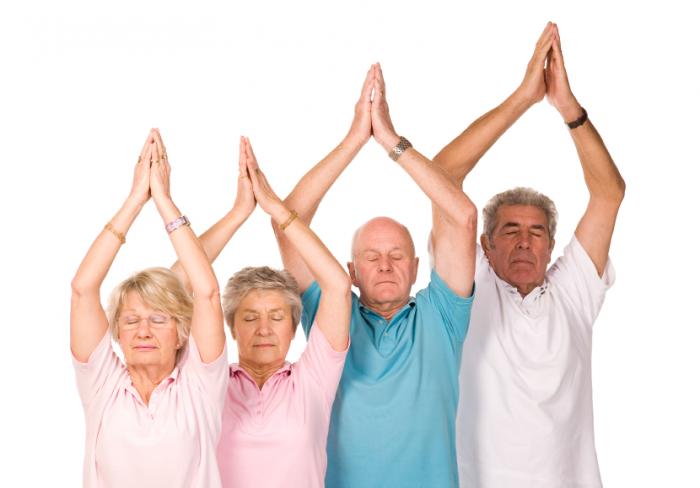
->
[[345, 63, 401, 153], [128, 129, 173, 208], [516, 22, 582, 121]]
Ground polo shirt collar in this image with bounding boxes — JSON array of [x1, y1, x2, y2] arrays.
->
[[123, 365, 180, 395], [493, 272, 549, 305], [229, 362, 292, 380], [358, 297, 416, 323]]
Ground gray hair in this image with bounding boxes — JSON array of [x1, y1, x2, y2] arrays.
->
[[107, 267, 192, 353], [482, 187, 558, 243], [222, 266, 302, 334]]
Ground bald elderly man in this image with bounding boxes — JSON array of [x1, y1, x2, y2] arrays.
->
[[434, 24, 625, 487], [274, 63, 476, 488]]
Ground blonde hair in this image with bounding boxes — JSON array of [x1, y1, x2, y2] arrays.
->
[[222, 266, 301, 334], [107, 267, 192, 349], [482, 187, 558, 244]]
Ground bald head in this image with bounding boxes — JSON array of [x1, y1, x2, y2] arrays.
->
[[351, 216, 416, 261]]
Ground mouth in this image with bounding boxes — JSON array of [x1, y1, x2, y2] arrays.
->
[[253, 344, 276, 348], [133, 345, 157, 351]]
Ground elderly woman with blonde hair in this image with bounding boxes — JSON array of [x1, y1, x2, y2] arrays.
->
[[70, 129, 232, 488], [172, 137, 351, 488]]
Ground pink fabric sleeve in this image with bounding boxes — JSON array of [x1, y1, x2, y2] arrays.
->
[[295, 324, 349, 407], [180, 335, 229, 407], [72, 331, 122, 407]]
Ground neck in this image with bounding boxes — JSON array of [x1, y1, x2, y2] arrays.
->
[[359, 295, 410, 321], [127, 363, 175, 405], [238, 358, 286, 390]]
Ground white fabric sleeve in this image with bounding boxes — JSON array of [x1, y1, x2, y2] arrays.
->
[[547, 235, 616, 326]]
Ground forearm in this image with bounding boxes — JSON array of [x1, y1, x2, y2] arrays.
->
[[434, 89, 534, 184], [283, 137, 363, 223], [385, 140, 475, 226], [270, 203, 350, 295], [71, 197, 144, 294], [156, 198, 219, 298], [568, 116, 625, 202]]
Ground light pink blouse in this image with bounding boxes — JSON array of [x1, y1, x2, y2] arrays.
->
[[217, 325, 348, 488], [73, 332, 228, 488]]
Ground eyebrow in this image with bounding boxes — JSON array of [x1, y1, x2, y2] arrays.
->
[[501, 222, 546, 231], [240, 308, 285, 313]]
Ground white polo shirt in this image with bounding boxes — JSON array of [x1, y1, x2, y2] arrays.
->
[[457, 235, 615, 488]]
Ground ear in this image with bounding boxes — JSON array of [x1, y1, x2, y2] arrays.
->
[[410, 256, 419, 285], [480, 233, 492, 252], [546, 237, 555, 263], [347, 261, 360, 288]]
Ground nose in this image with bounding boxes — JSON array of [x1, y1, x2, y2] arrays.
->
[[378, 256, 393, 272], [256, 318, 273, 336], [516, 232, 531, 250], [135, 319, 154, 338]]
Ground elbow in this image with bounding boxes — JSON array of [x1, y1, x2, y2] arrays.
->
[[71, 276, 94, 298], [324, 272, 352, 300], [450, 197, 478, 230]]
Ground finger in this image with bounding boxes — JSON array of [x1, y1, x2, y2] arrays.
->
[[244, 137, 259, 169], [533, 26, 555, 62], [552, 25, 564, 64], [372, 79, 384, 107], [376, 63, 386, 96], [138, 131, 152, 164], [535, 21, 553, 49], [360, 65, 375, 103], [238, 136, 247, 175]]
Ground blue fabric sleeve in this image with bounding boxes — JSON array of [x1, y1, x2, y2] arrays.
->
[[426, 269, 474, 345], [300, 281, 322, 339]]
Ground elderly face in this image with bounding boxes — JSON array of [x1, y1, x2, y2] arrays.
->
[[348, 217, 419, 312], [482, 204, 554, 296], [232, 289, 295, 369], [117, 291, 181, 371]]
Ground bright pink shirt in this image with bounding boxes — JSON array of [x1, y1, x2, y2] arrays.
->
[[73, 332, 228, 488], [217, 325, 348, 488]]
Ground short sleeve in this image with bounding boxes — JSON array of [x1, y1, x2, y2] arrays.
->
[[300, 281, 322, 339], [180, 335, 229, 407], [295, 325, 349, 406], [425, 269, 474, 345], [72, 331, 122, 407], [547, 235, 616, 326]]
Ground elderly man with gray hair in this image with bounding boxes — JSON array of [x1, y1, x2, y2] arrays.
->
[[434, 23, 625, 487]]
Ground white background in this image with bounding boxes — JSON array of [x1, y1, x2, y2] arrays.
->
[[1, 0, 698, 486]]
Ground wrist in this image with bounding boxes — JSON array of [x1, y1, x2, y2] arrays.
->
[[510, 86, 540, 112], [379, 133, 400, 153], [341, 134, 368, 151], [271, 203, 293, 226], [557, 98, 582, 122]]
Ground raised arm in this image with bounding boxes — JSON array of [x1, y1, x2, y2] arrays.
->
[[434, 22, 556, 184], [545, 24, 625, 275], [273, 67, 375, 292], [371, 64, 477, 297], [70, 133, 153, 362], [171, 137, 256, 294], [246, 139, 350, 351], [151, 130, 226, 362]]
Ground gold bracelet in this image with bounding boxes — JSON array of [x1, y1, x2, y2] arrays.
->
[[104, 223, 126, 244], [280, 210, 298, 231]]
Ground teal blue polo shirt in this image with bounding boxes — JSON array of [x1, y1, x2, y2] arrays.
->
[[301, 270, 473, 488]]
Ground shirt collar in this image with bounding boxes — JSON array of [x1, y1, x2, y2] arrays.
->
[[229, 362, 292, 380], [493, 271, 549, 304], [358, 296, 416, 322], [123, 365, 180, 393]]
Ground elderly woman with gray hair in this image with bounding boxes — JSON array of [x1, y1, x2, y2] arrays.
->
[[172, 137, 351, 488], [70, 129, 228, 487]]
